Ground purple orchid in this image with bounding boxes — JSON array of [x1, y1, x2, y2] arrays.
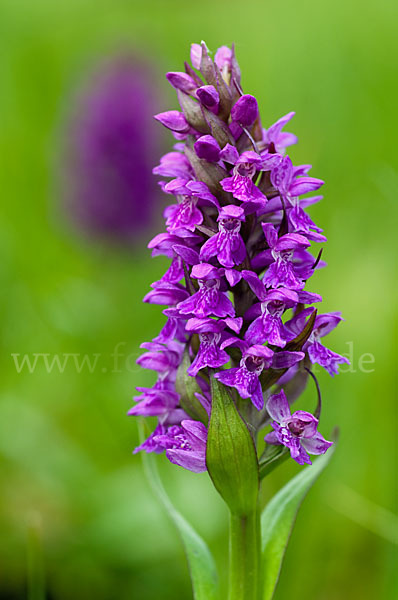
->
[[143, 281, 189, 306], [185, 317, 242, 376], [241, 282, 299, 347], [220, 145, 280, 204], [146, 230, 201, 286], [265, 390, 333, 465], [262, 223, 311, 290], [200, 205, 246, 268], [231, 94, 259, 128], [163, 179, 219, 234], [262, 112, 298, 154], [194, 135, 221, 162], [215, 340, 304, 410], [128, 383, 180, 418], [155, 307, 188, 344], [270, 155, 325, 240], [166, 71, 198, 94], [153, 151, 193, 180], [154, 420, 208, 473], [132, 42, 346, 478], [196, 85, 220, 113], [177, 263, 235, 318], [286, 309, 349, 376], [214, 45, 233, 72]]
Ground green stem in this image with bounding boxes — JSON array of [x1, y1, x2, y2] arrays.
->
[[228, 505, 261, 600], [27, 513, 45, 600]]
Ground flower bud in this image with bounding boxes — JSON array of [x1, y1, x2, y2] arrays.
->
[[190, 43, 202, 70], [196, 85, 220, 112], [194, 135, 221, 162], [214, 46, 233, 72], [154, 110, 190, 133], [166, 71, 197, 94], [231, 94, 258, 127], [199, 42, 218, 87]]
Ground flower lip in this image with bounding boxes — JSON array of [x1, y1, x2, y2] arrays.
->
[[286, 411, 318, 438], [243, 354, 265, 373], [220, 218, 241, 233], [235, 162, 257, 178]]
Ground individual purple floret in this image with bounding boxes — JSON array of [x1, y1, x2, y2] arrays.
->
[[265, 390, 333, 465], [242, 286, 299, 347], [196, 85, 220, 113], [262, 223, 311, 290], [200, 205, 246, 268], [220, 146, 279, 204], [154, 420, 208, 473], [163, 178, 219, 233], [194, 135, 221, 162], [185, 317, 242, 376], [285, 309, 349, 376], [177, 263, 235, 318], [130, 41, 347, 472], [262, 112, 297, 154], [215, 339, 304, 410]]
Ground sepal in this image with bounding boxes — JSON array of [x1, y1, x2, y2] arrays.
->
[[178, 90, 211, 134], [185, 145, 231, 203], [199, 42, 218, 87]]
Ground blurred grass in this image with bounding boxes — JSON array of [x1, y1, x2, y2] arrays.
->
[[0, 0, 397, 598]]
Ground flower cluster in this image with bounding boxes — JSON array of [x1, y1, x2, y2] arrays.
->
[[130, 42, 348, 471]]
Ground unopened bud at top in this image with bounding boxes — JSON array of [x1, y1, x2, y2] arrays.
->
[[166, 71, 197, 94], [154, 110, 190, 133], [214, 46, 233, 72]]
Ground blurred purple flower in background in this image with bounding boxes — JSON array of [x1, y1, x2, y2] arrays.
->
[[60, 52, 161, 243]]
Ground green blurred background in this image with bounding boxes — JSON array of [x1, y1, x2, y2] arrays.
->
[[0, 0, 397, 598]]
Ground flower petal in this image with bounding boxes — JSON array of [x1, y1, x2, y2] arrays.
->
[[266, 390, 291, 422], [301, 432, 333, 455]]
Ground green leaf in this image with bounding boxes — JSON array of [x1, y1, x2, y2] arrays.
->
[[259, 445, 289, 480], [138, 421, 219, 600], [261, 446, 335, 600], [206, 376, 259, 515]]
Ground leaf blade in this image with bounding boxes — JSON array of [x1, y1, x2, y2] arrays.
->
[[139, 422, 219, 600], [261, 446, 335, 600]]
